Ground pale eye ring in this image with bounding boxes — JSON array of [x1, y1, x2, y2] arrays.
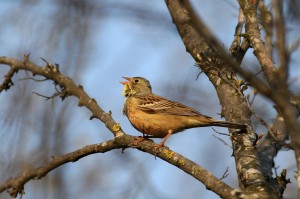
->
[[134, 79, 139, 83]]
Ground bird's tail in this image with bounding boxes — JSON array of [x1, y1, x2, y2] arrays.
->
[[209, 120, 247, 129]]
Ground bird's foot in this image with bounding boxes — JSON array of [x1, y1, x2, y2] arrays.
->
[[129, 136, 149, 147], [153, 142, 166, 156]]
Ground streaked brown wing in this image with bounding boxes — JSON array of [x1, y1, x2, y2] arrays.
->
[[137, 94, 212, 118]]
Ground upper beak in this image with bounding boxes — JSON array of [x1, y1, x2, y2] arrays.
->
[[120, 77, 130, 85]]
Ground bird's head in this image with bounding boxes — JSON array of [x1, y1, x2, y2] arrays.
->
[[121, 77, 152, 97]]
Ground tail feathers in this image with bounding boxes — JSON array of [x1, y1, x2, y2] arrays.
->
[[209, 121, 246, 129]]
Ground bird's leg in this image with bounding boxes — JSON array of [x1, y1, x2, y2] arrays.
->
[[153, 130, 172, 152]]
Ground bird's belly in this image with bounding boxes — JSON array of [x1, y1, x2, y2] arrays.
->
[[127, 108, 187, 138]]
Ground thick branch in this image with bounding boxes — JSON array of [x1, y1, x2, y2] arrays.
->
[[258, 0, 273, 56], [165, 0, 282, 197], [0, 56, 123, 137], [238, 0, 276, 85], [238, 1, 300, 195], [0, 56, 235, 199], [0, 134, 236, 199], [257, 115, 289, 195], [273, 0, 288, 83]]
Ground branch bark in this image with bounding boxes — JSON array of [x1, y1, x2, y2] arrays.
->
[[0, 56, 236, 199], [0, 140, 118, 197], [238, 1, 300, 195], [164, 0, 289, 197]]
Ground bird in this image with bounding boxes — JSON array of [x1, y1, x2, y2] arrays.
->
[[121, 77, 246, 148]]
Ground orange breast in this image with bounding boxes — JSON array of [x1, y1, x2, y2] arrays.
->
[[126, 104, 169, 137]]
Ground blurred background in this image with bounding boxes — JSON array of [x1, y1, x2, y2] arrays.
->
[[0, 0, 299, 198]]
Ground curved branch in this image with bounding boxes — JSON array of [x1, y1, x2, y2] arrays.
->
[[0, 133, 236, 199], [0, 56, 123, 137], [0, 56, 235, 199], [0, 140, 118, 197]]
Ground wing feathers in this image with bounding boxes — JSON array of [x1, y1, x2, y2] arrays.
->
[[136, 94, 211, 118]]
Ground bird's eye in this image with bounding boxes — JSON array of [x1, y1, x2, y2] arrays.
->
[[134, 79, 140, 83]]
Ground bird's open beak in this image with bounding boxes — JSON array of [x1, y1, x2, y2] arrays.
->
[[120, 77, 130, 85]]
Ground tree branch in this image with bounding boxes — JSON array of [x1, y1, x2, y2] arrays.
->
[[257, 115, 290, 195], [0, 133, 237, 199], [0, 56, 236, 199], [0, 140, 118, 197], [273, 0, 288, 84], [164, 0, 286, 197], [237, 0, 276, 85], [238, 1, 300, 195], [0, 56, 123, 137]]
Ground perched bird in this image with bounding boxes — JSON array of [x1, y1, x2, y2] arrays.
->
[[121, 77, 246, 147]]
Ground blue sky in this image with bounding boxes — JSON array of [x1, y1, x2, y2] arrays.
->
[[0, 1, 299, 199]]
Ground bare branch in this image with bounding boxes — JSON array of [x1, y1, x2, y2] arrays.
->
[[220, 167, 230, 180], [238, 0, 277, 85], [32, 91, 62, 100], [212, 134, 232, 148], [0, 139, 118, 197], [0, 133, 237, 199], [0, 67, 15, 92], [19, 77, 48, 82], [0, 56, 236, 199], [273, 0, 288, 84], [257, 115, 289, 195], [0, 56, 123, 137], [258, 0, 273, 56], [229, 8, 249, 62], [238, 1, 300, 194], [164, 1, 280, 198]]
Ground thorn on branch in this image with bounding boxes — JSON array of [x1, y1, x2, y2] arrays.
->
[[41, 58, 60, 73], [23, 53, 31, 64], [78, 85, 84, 90], [55, 63, 60, 72]]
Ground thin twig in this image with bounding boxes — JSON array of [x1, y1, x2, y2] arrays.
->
[[212, 134, 232, 148], [220, 166, 230, 180], [32, 91, 62, 100], [19, 77, 48, 82]]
